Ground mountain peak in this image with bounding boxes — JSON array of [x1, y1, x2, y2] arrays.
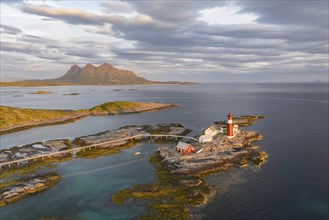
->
[[98, 63, 113, 68], [84, 63, 95, 68], [70, 64, 81, 70], [97, 63, 113, 72], [55, 63, 149, 85], [62, 64, 81, 78], [72, 64, 80, 68]]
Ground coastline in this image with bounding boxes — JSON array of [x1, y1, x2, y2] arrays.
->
[[110, 116, 267, 219], [0, 103, 177, 135], [0, 172, 60, 207], [0, 81, 197, 87], [0, 123, 190, 206], [0, 117, 266, 217]]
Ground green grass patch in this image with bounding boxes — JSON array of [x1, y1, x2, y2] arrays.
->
[[0, 102, 174, 133], [76, 140, 138, 159], [90, 102, 146, 114]]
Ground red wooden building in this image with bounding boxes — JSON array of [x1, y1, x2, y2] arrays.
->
[[176, 142, 196, 155]]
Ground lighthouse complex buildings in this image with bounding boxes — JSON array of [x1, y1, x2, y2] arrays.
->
[[199, 112, 239, 143], [176, 113, 239, 155]]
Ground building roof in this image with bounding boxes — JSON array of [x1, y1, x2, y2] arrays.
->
[[206, 125, 217, 132], [176, 142, 193, 150], [199, 134, 213, 140]]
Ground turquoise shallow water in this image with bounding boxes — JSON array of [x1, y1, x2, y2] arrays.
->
[[1, 142, 159, 220], [0, 83, 328, 219]]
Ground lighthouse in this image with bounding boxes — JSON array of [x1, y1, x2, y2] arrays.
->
[[226, 112, 234, 137]]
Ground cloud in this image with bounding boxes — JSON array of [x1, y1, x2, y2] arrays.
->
[[1, 0, 327, 82], [100, 1, 134, 13], [237, 1, 329, 27], [199, 24, 328, 43], [21, 4, 173, 30], [65, 48, 102, 59], [22, 4, 107, 25], [2, 41, 64, 60], [85, 24, 114, 36], [198, 6, 258, 25], [0, 0, 25, 5], [128, 1, 222, 23], [0, 24, 22, 35]]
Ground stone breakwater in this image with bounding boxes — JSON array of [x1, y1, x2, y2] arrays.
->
[[0, 139, 71, 167], [75, 123, 190, 146], [0, 123, 191, 170], [0, 172, 60, 207]]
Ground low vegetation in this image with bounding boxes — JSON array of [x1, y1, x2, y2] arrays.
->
[[29, 91, 53, 94], [111, 152, 213, 220], [76, 141, 137, 159], [0, 105, 89, 133], [90, 101, 175, 115], [0, 102, 176, 134], [0, 172, 61, 207]]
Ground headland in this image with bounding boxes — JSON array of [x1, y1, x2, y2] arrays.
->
[[0, 102, 177, 134]]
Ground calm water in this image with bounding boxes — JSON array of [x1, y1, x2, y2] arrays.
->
[[0, 83, 328, 220]]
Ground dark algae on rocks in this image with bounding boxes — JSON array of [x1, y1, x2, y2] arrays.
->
[[110, 116, 267, 219]]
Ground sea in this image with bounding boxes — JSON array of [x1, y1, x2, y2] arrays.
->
[[0, 83, 328, 220]]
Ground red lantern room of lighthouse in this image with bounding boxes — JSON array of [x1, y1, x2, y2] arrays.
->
[[226, 112, 234, 137]]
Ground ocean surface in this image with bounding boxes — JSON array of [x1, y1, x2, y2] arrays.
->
[[0, 83, 328, 220]]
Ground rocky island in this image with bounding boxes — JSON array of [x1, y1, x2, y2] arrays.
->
[[28, 90, 54, 95], [0, 172, 60, 207], [0, 101, 176, 134], [111, 115, 267, 219]]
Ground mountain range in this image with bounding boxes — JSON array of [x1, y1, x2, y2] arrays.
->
[[0, 63, 192, 86]]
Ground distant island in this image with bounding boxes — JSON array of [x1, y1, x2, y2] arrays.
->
[[0, 63, 194, 87], [0, 102, 177, 134], [29, 91, 54, 95]]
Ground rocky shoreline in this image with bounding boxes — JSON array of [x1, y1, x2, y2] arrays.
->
[[0, 112, 90, 135], [163, 130, 266, 175], [89, 103, 177, 116], [215, 115, 265, 127], [1, 116, 267, 218], [0, 172, 60, 207], [0, 123, 190, 208], [111, 116, 267, 219], [0, 102, 177, 134], [0, 139, 72, 169], [0, 123, 190, 171]]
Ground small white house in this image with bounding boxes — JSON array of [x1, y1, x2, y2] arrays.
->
[[205, 125, 219, 136], [233, 124, 239, 135], [199, 135, 213, 143]]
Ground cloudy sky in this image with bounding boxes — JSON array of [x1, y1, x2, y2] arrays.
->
[[1, 0, 328, 82]]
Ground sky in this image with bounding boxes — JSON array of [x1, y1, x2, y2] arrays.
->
[[0, 0, 328, 82]]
